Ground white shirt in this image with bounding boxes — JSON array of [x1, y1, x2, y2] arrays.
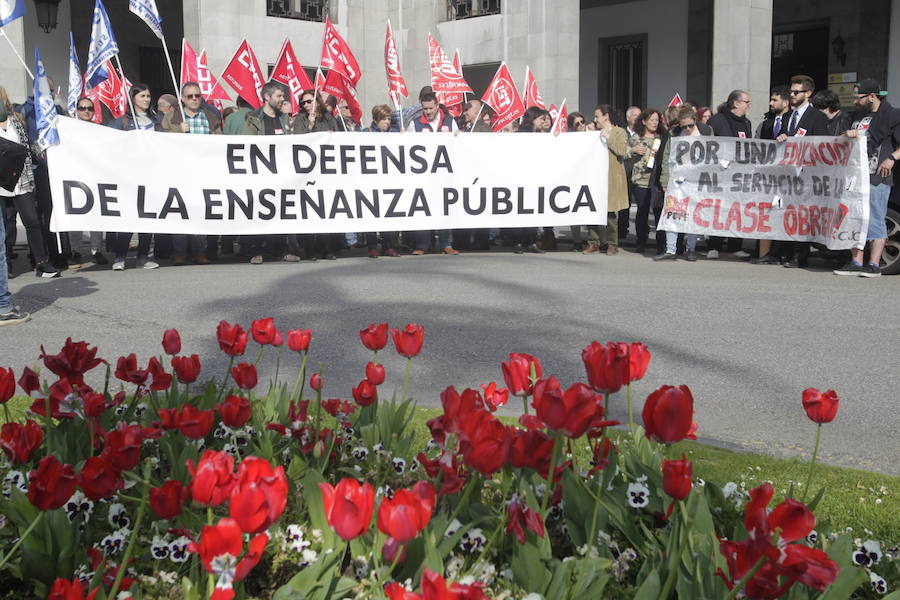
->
[[405, 110, 459, 133], [0, 121, 26, 197]]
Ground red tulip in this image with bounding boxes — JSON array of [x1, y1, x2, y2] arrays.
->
[[146, 356, 173, 391], [417, 452, 466, 497], [768, 498, 816, 543], [421, 568, 489, 600], [171, 354, 201, 384], [381, 537, 408, 566], [480, 382, 509, 411], [642, 385, 695, 444], [101, 423, 144, 472], [114, 354, 148, 386], [319, 478, 375, 540], [662, 454, 692, 501], [1, 420, 44, 465], [391, 323, 425, 358], [501, 353, 542, 397], [47, 577, 99, 600], [217, 395, 251, 428], [352, 379, 377, 407], [581, 341, 630, 394], [286, 328, 312, 352], [177, 404, 215, 439], [801, 389, 839, 424], [162, 328, 181, 355], [310, 372, 324, 391], [229, 457, 289, 535], [77, 456, 124, 501], [0, 367, 15, 403], [150, 479, 186, 519], [39, 338, 105, 386], [231, 362, 258, 390], [187, 450, 237, 507], [509, 428, 554, 476], [18, 367, 43, 399], [365, 362, 385, 386], [780, 544, 841, 592], [359, 322, 389, 351], [457, 411, 511, 476], [83, 392, 110, 418], [384, 582, 421, 600], [157, 407, 180, 430], [506, 495, 545, 544], [251, 317, 280, 345], [532, 377, 601, 438], [628, 342, 651, 382], [28, 455, 77, 510], [189, 518, 268, 589], [377, 481, 436, 542], [217, 320, 248, 356]]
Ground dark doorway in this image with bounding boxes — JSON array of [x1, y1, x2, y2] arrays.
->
[[770, 23, 829, 90], [598, 34, 647, 111]]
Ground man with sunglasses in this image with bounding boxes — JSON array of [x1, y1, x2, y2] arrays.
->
[[776, 75, 829, 268], [833, 79, 900, 278]]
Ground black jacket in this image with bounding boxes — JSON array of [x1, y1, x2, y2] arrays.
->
[[824, 111, 851, 137], [853, 99, 900, 186], [782, 105, 829, 137], [708, 110, 752, 138], [758, 113, 788, 140]]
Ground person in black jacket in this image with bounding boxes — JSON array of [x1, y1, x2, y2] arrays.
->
[[777, 75, 830, 268], [811, 89, 851, 136], [706, 90, 753, 258], [751, 86, 792, 265]]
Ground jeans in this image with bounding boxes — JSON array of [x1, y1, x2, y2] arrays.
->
[[4, 193, 49, 264], [0, 208, 10, 312], [173, 234, 207, 257], [367, 231, 399, 251], [666, 231, 697, 254], [110, 232, 152, 261]]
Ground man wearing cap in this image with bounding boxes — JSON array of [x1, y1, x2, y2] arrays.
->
[[834, 79, 900, 278]]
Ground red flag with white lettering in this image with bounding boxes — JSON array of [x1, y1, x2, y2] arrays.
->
[[384, 21, 408, 102], [323, 68, 362, 123], [321, 16, 361, 86], [481, 63, 525, 132], [523, 66, 546, 110], [198, 50, 231, 102], [428, 34, 472, 95], [181, 39, 199, 89], [272, 39, 313, 115], [97, 61, 127, 119], [551, 99, 568, 134], [221, 39, 264, 109]]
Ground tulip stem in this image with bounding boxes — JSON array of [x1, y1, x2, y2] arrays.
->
[[802, 424, 822, 502], [0, 512, 44, 570], [627, 383, 634, 434], [274, 349, 282, 389], [604, 393, 610, 424], [443, 479, 476, 536], [42, 395, 53, 457], [290, 352, 309, 402], [108, 459, 151, 600], [540, 435, 562, 517], [464, 519, 504, 579], [722, 554, 768, 600], [521, 394, 529, 416], [217, 356, 235, 403], [2, 404, 10, 424], [401, 357, 412, 404]]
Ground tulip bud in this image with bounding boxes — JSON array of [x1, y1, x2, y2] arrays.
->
[[310, 373, 323, 391], [313, 440, 326, 458]]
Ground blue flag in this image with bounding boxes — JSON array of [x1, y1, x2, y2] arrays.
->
[[67, 33, 82, 117], [34, 48, 60, 151], [129, 0, 164, 40], [0, 0, 25, 28], [85, 0, 118, 81]]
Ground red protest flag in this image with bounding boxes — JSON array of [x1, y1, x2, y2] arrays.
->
[[181, 39, 199, 89], [551, 99, 568, 134], [97, 61, 127, 119], [272, 39, 314, 115], [198, 50, 231, 102], [523, 66, 546, 110], [668, 92, 684, 107], [384, 21, 408, 101], [324, 68, 362, 123], [321, 16, 361, 86], [481, 62, 525, 132], [428, 34, 472, 95], [221, 39, 265, 109]]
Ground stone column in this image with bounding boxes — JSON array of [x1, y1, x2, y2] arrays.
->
[[711, 0, 772, 128], [0, 18, 28, 102]]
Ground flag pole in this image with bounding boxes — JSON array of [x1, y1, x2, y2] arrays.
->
[[0, 29, 34, 79], [470, 102, 484, 133], [113, 55, 140, 126], [160, 36, 185, 120]]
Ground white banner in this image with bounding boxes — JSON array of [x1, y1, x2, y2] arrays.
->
[[48, 119, 608, 235], [659, 135, 870, 250]]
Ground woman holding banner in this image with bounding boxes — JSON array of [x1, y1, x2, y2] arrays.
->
[[106, 84, 162, 271], [511, 107, 551, 255], [628, 109, 668, 255]]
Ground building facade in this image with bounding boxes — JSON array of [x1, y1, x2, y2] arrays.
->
[[2, 0, 899, 129]]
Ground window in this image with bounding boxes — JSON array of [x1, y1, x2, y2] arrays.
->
[[597, 34, 647, 110], [267, 0, 329, 22], [446, 0, 501, 21]]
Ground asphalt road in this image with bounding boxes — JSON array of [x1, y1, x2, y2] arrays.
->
[[3, 242, 898, 476]]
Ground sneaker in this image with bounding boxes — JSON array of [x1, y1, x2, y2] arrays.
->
[[653, 252, 677, 261], [283, 253, 301, 263], [0, 307, 30, 327], [250, 255, 264, 265], [750, 254, 780, 265], [859, 263, 882, 278], [35, 262, 61, 278], [832, 262, 864, 276], [685, 250, 697, 262], [112, 260, 125, 271], [525, 243, 546, 254], [138, 259, 159, 270], [514, 244, 524, 255], [382, 249, 399, 257], [706, 249, 719, 259], [733, 250, 751, 259], [68, 252, 85, 267], [322, 253, 337, 260], [91, 251, 109, 265]]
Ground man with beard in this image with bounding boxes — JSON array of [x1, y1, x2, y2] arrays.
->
[[834, 79, 900, 278], [751, 86, 791, 265]]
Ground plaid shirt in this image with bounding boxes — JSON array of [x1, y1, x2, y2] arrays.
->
[[184, 111, 211, 135]]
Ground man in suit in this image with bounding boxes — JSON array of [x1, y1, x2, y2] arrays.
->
[[776, 75, 829, 268], [751, 86, 791, 264]]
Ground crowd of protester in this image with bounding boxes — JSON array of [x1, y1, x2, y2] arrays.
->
[[2, 73, 899, 326]]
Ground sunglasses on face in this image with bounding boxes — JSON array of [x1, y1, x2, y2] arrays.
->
[[573, 120, 584, 126], [301, 99, 314, 105], [77, 106, 94, 112], [789, 90, 809, 95], [184, 94, 202, 99]]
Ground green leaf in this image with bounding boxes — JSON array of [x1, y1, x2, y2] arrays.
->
[[512, 539, 550, 592], [633, 568, 661, 600]]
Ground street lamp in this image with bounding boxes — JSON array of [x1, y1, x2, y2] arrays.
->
[[33, 0, 62, 34]]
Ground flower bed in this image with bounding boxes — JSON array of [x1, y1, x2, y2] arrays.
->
[[0, 320, 896, 599]]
